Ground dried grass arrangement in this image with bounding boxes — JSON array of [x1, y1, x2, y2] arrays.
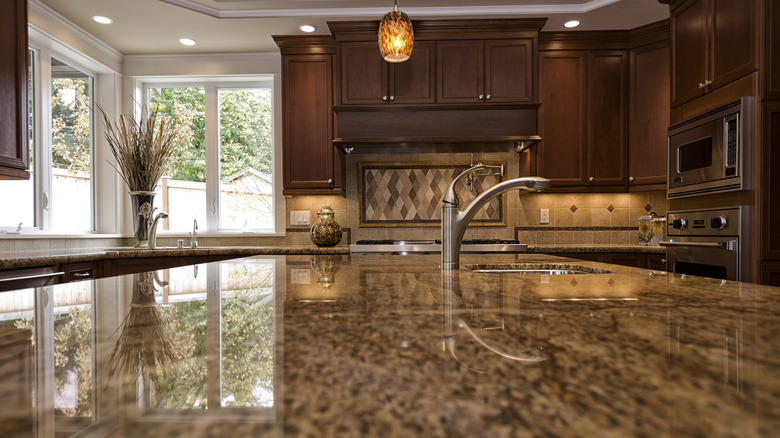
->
[[107, 273, 177, 387], [99, 106, 182, 192]]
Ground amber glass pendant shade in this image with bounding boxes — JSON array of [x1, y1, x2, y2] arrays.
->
[[378, 3, 414, 63]]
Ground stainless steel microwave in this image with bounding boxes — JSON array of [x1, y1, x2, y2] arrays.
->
[[667, 97, 752, 198]]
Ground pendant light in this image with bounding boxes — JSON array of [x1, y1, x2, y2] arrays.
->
[[378, 0, 414, 63]]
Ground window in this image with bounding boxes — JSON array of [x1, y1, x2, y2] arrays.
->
[[146, 81, 276, 234], [1, 49, 96, 233]]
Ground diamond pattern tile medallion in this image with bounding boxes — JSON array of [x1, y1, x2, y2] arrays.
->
[[359, 163, 505, 226]]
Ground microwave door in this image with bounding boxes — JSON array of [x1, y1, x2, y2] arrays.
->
[[670, 125, 724, 189]]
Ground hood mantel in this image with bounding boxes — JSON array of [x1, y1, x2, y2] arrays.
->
[[333, 103, 541, 153]]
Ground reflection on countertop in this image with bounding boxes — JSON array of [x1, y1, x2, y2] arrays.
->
[[1, 253, 779, 437]]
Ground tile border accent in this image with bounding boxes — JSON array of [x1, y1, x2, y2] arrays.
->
[[357, 162, 506, 227]]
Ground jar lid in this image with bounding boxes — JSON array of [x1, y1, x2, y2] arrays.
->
[[318, 203, 334, 214]]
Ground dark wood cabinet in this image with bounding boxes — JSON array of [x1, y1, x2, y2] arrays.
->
[[538, 51, 588, 186], [340, 41, 435, 105], [645, 253, 668, 271], [553, 252, 668, 271], [0, 0, 29, 180], [628, 40, 670, 188], [437, 39, 534, 104], [275, 37, 344, 196], [538, 50, 627, 188], [670, 0, 758, 107], [604, 252, 644, 268]]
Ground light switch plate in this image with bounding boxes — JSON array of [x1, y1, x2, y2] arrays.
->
[[291, 269, 311, 284], [540, 209, 550, 224], [290, 210, 310, 226]]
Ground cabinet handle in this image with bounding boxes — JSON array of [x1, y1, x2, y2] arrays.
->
[[588, 177, 595, 183], [628, 176, 634, 183], [72, 272, 92, 278], [661, 258, 667, 264], [698, 82, 705, 89], [327, 179, 333, 185], [704, 79, 712, 87], [478, 94, 484, 100], [382, 96, 388, 102], [486, 94, 491, 100]]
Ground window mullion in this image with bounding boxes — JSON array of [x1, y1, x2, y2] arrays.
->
[[37, 49, 53, 231], [205, 85, 219, 232]]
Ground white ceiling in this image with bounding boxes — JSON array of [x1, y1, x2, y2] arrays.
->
[[36, 0, 670, 55]]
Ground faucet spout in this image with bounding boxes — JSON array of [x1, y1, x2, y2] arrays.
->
[[148, 208, 169, 250], [441, 167, 550, 270], [190, 219, 198, 248]]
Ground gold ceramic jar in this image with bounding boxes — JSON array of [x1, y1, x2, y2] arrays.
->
[[310, 203, 342, 247]]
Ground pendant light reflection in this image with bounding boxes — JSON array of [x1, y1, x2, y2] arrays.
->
[[378, 0, 414, 63]]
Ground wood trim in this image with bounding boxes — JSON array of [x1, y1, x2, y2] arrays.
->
[[272, 36, 336, 54], [328, 18, 547, 41]]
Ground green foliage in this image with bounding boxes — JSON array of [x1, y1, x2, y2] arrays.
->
[[148, 87, 273, 183], [51, 78, 91, 174]]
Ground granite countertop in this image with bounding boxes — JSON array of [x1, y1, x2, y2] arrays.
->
[[0, 243, 662, 271], [1, 253, 778, 437]]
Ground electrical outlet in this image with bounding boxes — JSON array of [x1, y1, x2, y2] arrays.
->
[[290, 210, 310, 226], [540, 209, 550, 224]]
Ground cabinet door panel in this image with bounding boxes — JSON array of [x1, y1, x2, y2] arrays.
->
[[710, 0, 757, 88], [437, 40, 484, 103], [340, 42, 387, 105], [485, 39, 534, 103], [390, 41, 435, 104], [588, 50, 628, 186], [629, 41, 670, 187], [671, 0, 707, 107], [0, 0, 29, 180], [538, 52, 588, 186], [283, 55, 334, 190]]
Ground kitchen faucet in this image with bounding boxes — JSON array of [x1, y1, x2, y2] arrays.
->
[[190, 219, 198, 248], [147, 208, 169, 250], [441, 165, 551, 270]]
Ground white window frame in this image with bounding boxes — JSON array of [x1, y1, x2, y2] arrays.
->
[[140, 77, 283, 236]]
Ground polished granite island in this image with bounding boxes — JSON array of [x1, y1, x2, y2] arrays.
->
[[0, 253, 778, 437]]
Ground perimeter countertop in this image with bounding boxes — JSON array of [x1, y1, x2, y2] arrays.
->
[[1, 253, 778, 437], [0, 243, 663, 270]]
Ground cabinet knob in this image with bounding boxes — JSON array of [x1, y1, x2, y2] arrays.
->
[[698, 82, 705, 89], [588, 177, 595, 183], [660, 258, 667, 264], [628, 176, 634, 183], [479, 94, 484, 100], [382, 96, 388, 101], [390, 95, 395, 101], [327, 178, 333, 185], [705, 79, 712, 87], [486, 94, 491, 100]]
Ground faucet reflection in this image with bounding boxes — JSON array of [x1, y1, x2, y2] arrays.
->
[[441, 165, 551, 270]]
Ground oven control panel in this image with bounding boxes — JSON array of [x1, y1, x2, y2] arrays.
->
[[666, 207, 740, 237]]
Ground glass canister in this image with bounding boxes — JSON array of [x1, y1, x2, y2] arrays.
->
[[638, 212, 656, 246], [310, 203, 342, 247], [650, 216, 666, 246]]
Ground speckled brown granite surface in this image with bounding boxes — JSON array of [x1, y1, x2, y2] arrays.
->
[[0, 253, 777, 437]]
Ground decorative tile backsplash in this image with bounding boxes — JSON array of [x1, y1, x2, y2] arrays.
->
[[358, 162, 505, 227]]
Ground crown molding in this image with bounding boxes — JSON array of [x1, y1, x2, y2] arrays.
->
[[28, 0, 123, 68], [159, 0, 624, 19]]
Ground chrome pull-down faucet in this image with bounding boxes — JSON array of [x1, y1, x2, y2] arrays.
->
[[147, 208, 169, 250], [441, 165, 551, 270]]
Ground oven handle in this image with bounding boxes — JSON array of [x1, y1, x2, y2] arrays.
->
[[659, 240, 736, 250]]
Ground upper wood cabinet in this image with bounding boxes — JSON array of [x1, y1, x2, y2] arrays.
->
[[339, 41, 435, 105], [0, 0, 29, 180], [537, 50, 628, 188], [274, 37, 344, 196], [670, 0, 758, 107], [628, 40, 670, 188], [437, 39, 535, 104]]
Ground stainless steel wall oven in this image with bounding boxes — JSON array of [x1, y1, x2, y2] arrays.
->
[[661, 207, 746, 281]]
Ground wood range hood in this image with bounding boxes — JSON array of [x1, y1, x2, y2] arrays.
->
[[333, 103, 541, 154], [330, 18, 545, 155]]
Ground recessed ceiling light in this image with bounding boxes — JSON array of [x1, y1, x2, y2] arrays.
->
[[92, 15, 112, 24], [299, 25, 317, 33], [564, 20, 580, 28], [179, 38, 197, 46]]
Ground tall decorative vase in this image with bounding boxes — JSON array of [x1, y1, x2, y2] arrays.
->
[[129, 191, 155, 248]]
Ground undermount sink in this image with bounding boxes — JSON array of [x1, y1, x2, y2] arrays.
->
[[466, 263, 614, 275]]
